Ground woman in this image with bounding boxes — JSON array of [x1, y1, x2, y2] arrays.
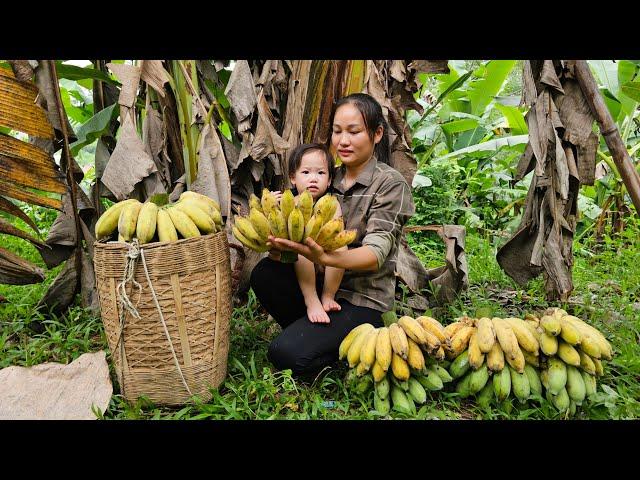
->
[[250, 93, 415, 378]]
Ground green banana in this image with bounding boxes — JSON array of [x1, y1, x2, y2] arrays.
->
[[510, 365, 531, 403], [449, 350, 471, 379], [566, 365, 586, 405], [493, 367, 511, 402], [524, 364, 543, 398]]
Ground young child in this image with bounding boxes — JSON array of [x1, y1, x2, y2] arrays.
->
[[273, 143, 344, 324]]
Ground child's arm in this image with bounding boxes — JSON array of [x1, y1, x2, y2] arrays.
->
[[294, 255, 330, 323]]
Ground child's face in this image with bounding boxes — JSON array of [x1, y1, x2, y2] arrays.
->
[[290, 150, 331, 200]]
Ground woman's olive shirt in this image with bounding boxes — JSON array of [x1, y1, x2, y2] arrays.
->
[[331, 157, 415, 312]]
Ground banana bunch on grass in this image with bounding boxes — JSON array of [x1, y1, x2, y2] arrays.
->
[[232, 189, 356, 262], [94, 192, 224, 244], [528, 308, 610, 414], [448, 309, 612, 414], [339, 316, 453, 416]]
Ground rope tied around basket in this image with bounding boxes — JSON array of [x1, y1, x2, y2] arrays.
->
[[115, 239, 193, 398]]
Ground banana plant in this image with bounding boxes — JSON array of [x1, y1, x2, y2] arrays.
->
[[409, 60, 529, 231], [0, 61, 66, 285]]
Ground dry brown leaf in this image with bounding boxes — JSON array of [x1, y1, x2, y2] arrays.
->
[[0, 246, 45, 285], [282, 61, 312, 164], [37, 250, 79, 314], [0, 217, 46, 248], [102, 114, 159, 200], [140, 60, 169, 98], [33, 61, 77, 141], [408, 60, 450, 74], [250, 92, 289, 160], [191, 123, 232, 219], [0, 67, 53, 138], [225, 60, 257, 132], [498, 60, 595, 300], [106, 62, 141, 109], [0, 195, 39, 233]]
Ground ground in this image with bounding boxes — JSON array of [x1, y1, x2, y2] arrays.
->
[[1, 224, 638, 420]]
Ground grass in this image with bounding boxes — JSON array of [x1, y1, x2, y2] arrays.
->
[[1, 215, 639, 420]]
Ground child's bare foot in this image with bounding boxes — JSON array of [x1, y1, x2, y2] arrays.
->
[[321, 295, 341, 313], [307, 301, 330, 323]]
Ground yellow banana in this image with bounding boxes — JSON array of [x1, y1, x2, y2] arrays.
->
[[540, 331, 559, 356], [117, 200, 143, 241], [261, 189, 278, 216], [303, 214, 323, 241], [359, 328, 379, 370], [557, 341, 581, 367], [391, 353, 410, 381], [157, 208, 178, 243], [249, 193, 263, 213], [371, 361, 386, 382], [298, 189, 314, 224], [486, 342, 505, 372], [95, 199, 138, 239], [375, 327, 392, 371], [398, 316, 431, 347], [232, 225, 268, 253], [504, 317, 539, 353], [313, 194, 338, 225], [339, 323, 374, 360], [540, 314, 561, 336], [235, 216, 263, 243], [579, 350, 597, 376], [443, 321, 466, 338], [287, 207, 305, 242], [476, 317, 496, 353], [505, 346, 525, 373], [492, 318, 520, 361], [249, 208, 271, 242], [319, 229, 357, 251], [467, 330, 485, 370], [355, 361, 369, 377], [347, 326, 375, 368], [416, 316, 447, 344], [179, 191, 220, 212], [165, 206, 201, 239], [388, 322, 409, 360], [559, 316, 582, 345], [268, 208, 288, 239], [523, 350, 540, 367], [175, 202, 215, 233], [280, 189, 296, 222], [592, 356, 604, 376], [406, 337, 425, 371], [448, 325, 475, 357], [135, 201, 159, 244], [315, 217, 344, 246]]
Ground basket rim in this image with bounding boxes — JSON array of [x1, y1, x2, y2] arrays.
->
[[94, 230, 228, 252]]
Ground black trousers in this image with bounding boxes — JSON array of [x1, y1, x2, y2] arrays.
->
[[250, 257, 383, 377]]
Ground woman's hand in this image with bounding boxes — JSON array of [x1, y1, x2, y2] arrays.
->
[[268, 235, 328, 265]]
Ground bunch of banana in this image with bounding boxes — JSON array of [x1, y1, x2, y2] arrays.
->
[[232, 189, 357, 259], [451, 310, 611, 414], [339, 317, 453, 416], [94, 191, 224, 244], [526, 308, 609, 414], [338, 316, 451, 382]]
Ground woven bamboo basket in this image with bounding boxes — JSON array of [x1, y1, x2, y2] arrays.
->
[[93, 231, 232, 406]]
